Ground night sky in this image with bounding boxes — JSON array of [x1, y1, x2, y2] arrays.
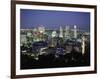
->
[[20, 9, 90, 31]]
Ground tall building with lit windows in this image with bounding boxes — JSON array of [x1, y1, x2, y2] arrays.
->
[[59, 26, 63, 38], [74, 25, 77, 39], [64, 26, 70, 39]]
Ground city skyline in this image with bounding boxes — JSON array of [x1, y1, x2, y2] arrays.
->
[[20, 9, 90, 31]]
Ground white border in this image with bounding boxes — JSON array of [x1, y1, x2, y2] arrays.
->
[[16, 4, 95, 75]]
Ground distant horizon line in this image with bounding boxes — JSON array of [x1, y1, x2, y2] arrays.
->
[[20, 25, 90, 31], [20, 28, 90, 32]]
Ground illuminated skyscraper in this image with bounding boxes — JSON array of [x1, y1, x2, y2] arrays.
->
[[81, 36, 86, 55], [64, 26, 70, 39], [59, 26, 63, 38], [74, 25, 77, 38], [51, 31, 57, 47]]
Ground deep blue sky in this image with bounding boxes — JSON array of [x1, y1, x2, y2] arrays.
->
[[20, 9, 90, 31]]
